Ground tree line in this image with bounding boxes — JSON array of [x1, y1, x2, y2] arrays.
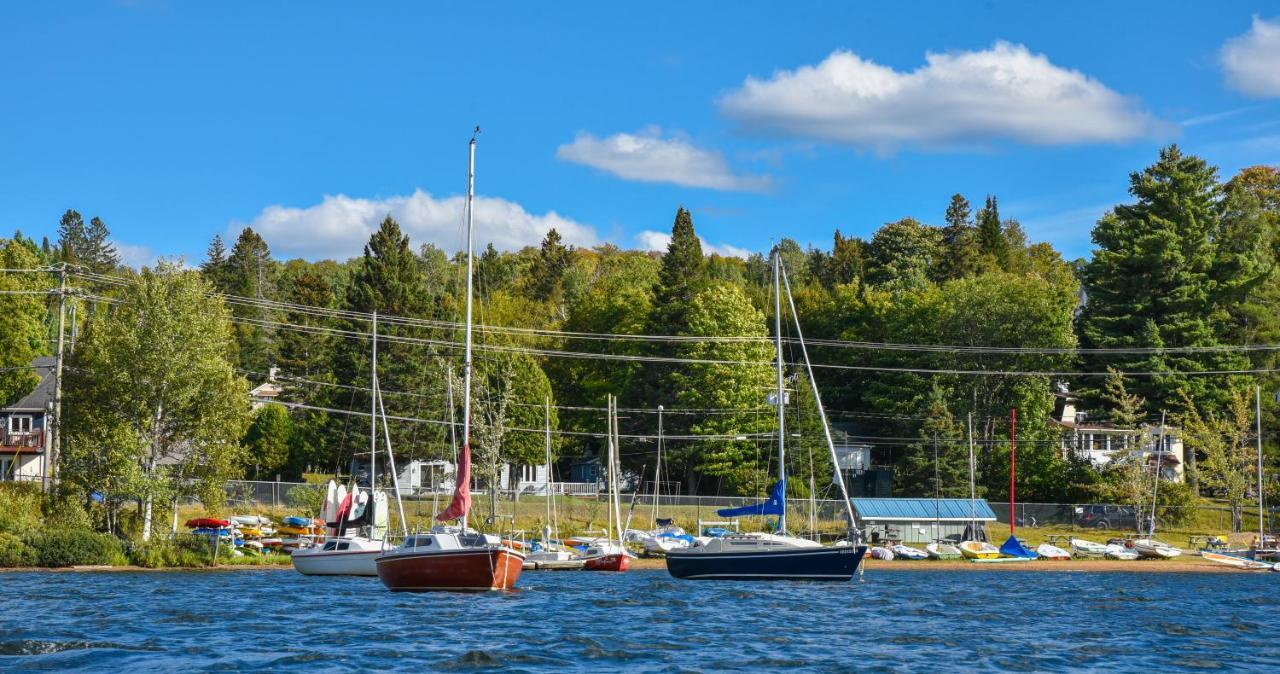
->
[[1, 146, 1277, 532]]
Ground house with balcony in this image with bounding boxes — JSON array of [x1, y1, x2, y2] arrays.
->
[[1, 356, 54, 482], [1051, 383, 1186, 483]]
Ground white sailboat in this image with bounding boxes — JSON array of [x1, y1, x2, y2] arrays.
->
[[525, 396, 584, 570], [1202, 386, 1274, 570], [639, 406, 693, 555], [1132, 413, 1182, 560], [580, 395, 631, 572], [665, 253, 867, 581]]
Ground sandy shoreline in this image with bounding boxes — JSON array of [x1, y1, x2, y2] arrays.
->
[[1, 556, 1270, 574]]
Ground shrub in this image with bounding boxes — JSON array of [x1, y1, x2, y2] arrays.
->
[[286, 484, 324, 516], [24, 529, 125, 568], [0, 532, 35, 567], [43, 495, 91, 531], [129, 536, 212, 568], [0, 482, 43, 536]]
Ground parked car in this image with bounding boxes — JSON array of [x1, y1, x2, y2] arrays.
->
[[1077, 505, 1145, 531]]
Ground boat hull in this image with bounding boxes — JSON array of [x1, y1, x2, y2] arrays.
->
[[291, 549, 381, 576], [1200, 551, 1273, 570], [375, 548, 525, 592], [582, 552, 630, 572], [666, 545, 866, 581]]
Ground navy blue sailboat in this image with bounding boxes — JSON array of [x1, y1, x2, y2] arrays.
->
[[666, 253, 867, 581]]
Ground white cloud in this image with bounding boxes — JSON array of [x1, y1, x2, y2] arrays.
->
[[556, 127, 771, 191], [113, 241, 159, 268], [634, 230, 753, 259], [719, 41, 1166, 151], [241, 190, 599, 260], [1221, 16, 1280, 97]]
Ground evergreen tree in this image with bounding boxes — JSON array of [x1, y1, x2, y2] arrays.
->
[[200, 235, 231, 291], [476, 243, 515, 298], [528, 228, 572, 309], [225, 228, 277, 371], [1080, 146, 1250, 412], [975, 195, 1008, 269], [82, 217, 120, 273], [936, 194, 980, 280], [895, 384, 968, 498], [243, 404, 294, 478], [56, 210, 87, 265]]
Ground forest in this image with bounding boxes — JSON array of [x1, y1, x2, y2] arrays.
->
[[2, 146, 1278, 516]]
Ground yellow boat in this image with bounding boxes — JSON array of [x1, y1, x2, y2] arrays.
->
[[959, 540, 1000, 559], [277, 525, 311, 536]]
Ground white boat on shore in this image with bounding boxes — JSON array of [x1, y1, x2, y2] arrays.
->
[[925, 542, 962, 560], [958, 540, 1000, 560], [1132, 538, 1182, 559], [1200, 550, 1273, 570], [1070, 538, 1108, 557], [1104, 543, 1139, 561], [1035, 543, 1071, 560], [891, 544, 928, 560]]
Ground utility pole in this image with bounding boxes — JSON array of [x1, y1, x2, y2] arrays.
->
[[49, 263, 68, 492]]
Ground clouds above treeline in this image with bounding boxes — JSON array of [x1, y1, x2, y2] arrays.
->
[[718, 41, 1169, 151], [240, 190, 599, 260], [556, 127, 771, 192]]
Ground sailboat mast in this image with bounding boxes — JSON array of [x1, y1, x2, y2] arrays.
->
[[1150, 410, 1166, 538], [772, 251, 787, 534], [778, 261, 859, 534], [545, 395, 552, 542], [1009, 408, 1015, 536], [461, 130, 477, 531], [376, 386, 409, 537], [612, 397, 625, 546], [370, 311, 378, 493], [1256, 385, 1264, 548], [652, 405, 663, 527], [968, 412, 976, 536]]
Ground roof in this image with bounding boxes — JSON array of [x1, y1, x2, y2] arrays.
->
[[852, 498, 997, 522], [6, 356, 55, 412]]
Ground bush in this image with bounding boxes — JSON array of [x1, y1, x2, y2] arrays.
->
[[24, 529, 125, 567], [129, 536, 212, 568], [0, 532, 35, 567], [43, 495, 91, 531], [0, 482, 43, 536], [286, 484, 324, 516]]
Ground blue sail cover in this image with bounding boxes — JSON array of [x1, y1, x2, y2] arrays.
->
[[999, 534, 1038, 559], [718, 480, 786, 518]]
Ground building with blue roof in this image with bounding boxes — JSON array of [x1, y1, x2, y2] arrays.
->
[[852, 498, 997, 544]]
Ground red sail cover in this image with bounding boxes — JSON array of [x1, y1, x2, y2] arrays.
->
[[437, 442, 471, 522]]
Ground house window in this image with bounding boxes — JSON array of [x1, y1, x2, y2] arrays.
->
[[0, 456, 12, 480], [8, 416, 32, 434]]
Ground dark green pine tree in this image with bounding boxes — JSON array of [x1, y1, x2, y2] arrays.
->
[[975, 195, 1008, 270], [56, 209, 87, 265], [936, 194, 980, 280], [475, 243, 515, 298], [225, 227, 277, 372], [330, 216, 442, 471], [894, 384, 968, 498], [528, 228, 572, 306], [82, 217, 120, 273], [200, 235, 231, 291], [626, 207, 707, 424], [1080, 146, 1250, 412]]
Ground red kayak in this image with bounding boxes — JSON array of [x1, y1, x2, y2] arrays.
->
[[185, 517, 230, 528]]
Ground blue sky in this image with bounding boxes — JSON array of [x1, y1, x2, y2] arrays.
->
[[1, 2, 1278, 266]]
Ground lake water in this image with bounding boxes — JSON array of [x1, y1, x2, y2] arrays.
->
[[2, 568, 1277, 671]]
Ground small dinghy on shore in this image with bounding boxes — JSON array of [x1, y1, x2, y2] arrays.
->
[[1071, 538, 1108, 557], [925, 542, 962, 560], [891, 544, 928, 560], [1105, 543, 1139, 561], [1200, 551, 1273, 570], [1132, 538, 1182, 559], [869, 546, 895, 561], [1035, 543, 1071, 560], [959, 540, 1000, 560]]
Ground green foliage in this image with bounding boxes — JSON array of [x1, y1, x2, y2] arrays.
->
[[0, 533, 35, 567], [0, 482, 43, 536], [865, 218, 940, 290], [0, 237, 49, 405], [1080, 146, 1252, 413], [1177, 387, 1254, 531], [24, 529, 125, 567], [61, 262, 250, 540], [285, 483, 325, 516], [129, 536, 211, 568], [243, 404, 294, 477]]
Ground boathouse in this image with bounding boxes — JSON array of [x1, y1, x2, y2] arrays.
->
[[853, 498, 997, 544]]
